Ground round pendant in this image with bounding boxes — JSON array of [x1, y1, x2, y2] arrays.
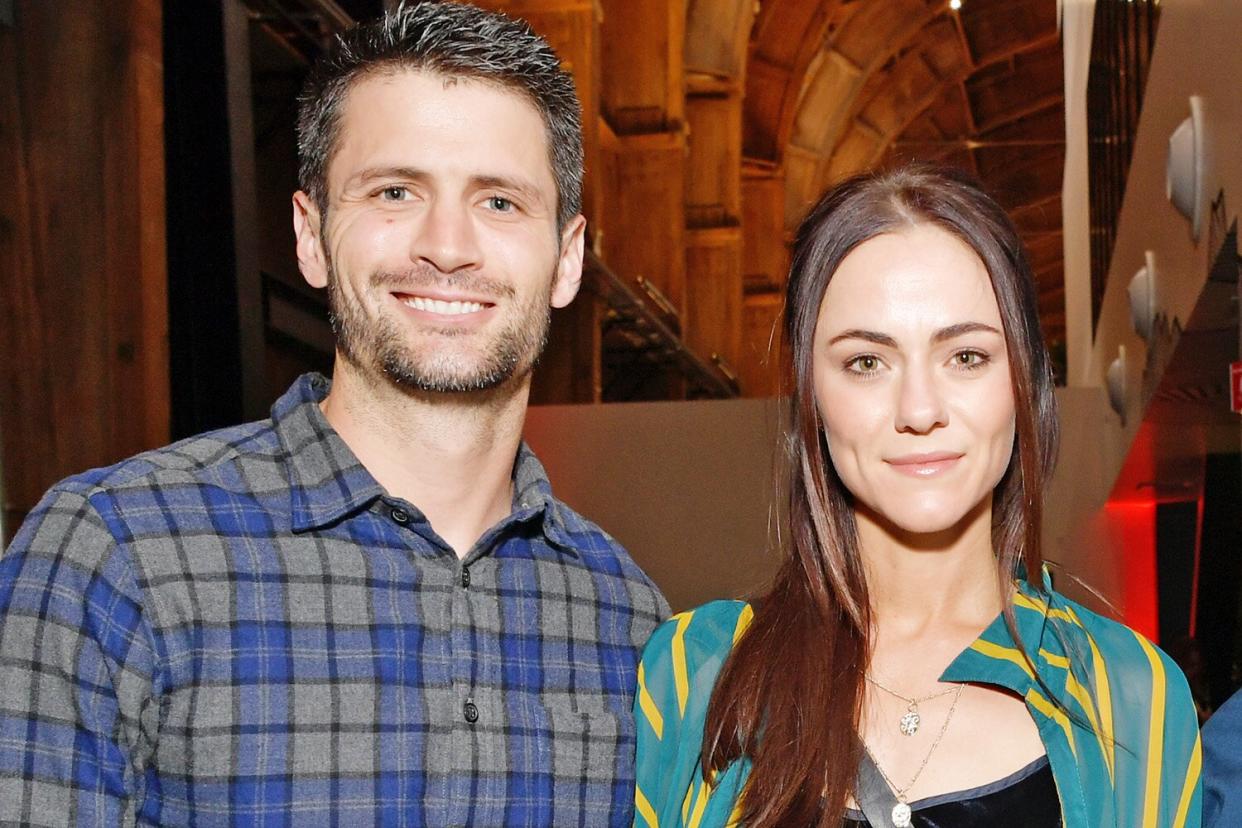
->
[[891, 801, 912, 827], [899, 710, 920, 736]]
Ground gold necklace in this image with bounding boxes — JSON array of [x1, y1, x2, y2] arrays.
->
[[862, 682, 965, 828], [865, 674, 959, 736]]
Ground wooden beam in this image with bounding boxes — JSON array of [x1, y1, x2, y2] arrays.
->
[[0, 0, 169, 538], [973, 93, 1064, 135]]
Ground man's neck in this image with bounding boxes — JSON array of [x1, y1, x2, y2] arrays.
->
[[319, 362, 530, 558]]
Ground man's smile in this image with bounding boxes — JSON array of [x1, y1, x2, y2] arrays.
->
[[397, 294, 490, 315]]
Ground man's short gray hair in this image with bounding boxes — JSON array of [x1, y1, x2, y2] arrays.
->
[[297, 1, 584, 230]]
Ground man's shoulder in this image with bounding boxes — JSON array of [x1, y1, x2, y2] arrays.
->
[[543, 497, 671, 617], [3, 418, 284, 592], [1205, 687, 1242, 744], [548, 498, 643, 570], [56, 417, 282, 497], [28, 417, 286, 544], [1205, 689, 1242, 827]]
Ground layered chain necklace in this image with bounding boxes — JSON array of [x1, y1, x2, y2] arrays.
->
[[865, 674, 959, 737], [861, 680, 965, 828]]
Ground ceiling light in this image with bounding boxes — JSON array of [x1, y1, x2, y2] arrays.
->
[[950, 0, 962, 9]]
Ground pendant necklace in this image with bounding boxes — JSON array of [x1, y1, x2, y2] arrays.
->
[[865, 674, 958, 737], [861, 681, 965, 828]]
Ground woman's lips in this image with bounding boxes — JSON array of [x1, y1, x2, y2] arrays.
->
[[884, 452, 964, 477]]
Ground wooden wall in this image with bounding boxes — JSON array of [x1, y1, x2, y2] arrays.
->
[[471, 0, 607, 404], [598, 0, 688, 328], [473, 0, 779, 401], [0, 0, 168, 541]]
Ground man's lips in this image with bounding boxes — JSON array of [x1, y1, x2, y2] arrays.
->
[[884, 451, 964, 477], [392, 291, 496, 317]]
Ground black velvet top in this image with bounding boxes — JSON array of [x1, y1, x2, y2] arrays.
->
[[843, 755, 1061, 827]]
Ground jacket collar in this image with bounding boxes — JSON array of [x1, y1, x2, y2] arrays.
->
[[939, 572, 1060, 694]]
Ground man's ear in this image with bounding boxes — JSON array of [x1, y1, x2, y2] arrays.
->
[[292, 190, 329, 289], [550, 214, 587, 309]]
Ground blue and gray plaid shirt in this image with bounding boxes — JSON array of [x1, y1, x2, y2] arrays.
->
[[0, 373, 669, 827]]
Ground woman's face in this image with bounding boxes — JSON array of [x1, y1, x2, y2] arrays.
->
[[811, 223, 1016, 536]]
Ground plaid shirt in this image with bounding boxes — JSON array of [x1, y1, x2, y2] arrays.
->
[[0, 373, 669, 827]]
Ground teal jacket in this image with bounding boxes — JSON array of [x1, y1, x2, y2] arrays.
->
[[634, 582, 1202, 827]]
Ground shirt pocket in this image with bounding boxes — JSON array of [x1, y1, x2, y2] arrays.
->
[[517, 697, 634, 784]]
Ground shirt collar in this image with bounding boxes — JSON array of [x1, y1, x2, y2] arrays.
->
[[274, 373, 575, 553], [275, 373, 387, 532], [505, 441, 579, 557]]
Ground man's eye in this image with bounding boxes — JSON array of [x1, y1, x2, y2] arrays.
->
[[487, 196, 514, 212], [379, 187, 408, 201]]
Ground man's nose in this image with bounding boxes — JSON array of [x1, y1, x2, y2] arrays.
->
[[409, 199, 482, 273]]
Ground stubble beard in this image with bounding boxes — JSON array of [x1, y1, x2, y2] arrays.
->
[[325, 254, 554, 395]]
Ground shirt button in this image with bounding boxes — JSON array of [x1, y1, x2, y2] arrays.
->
[[463, 699, 479, 723], [390, 507, 410, 525], [461, 567, 471, 588]]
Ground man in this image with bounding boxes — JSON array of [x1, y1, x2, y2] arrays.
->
[[1204, 687, 1242, 827], [0, 4, 668, 825]]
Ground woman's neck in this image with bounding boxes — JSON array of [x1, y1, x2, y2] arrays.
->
[[859, 496, 1006, 641]]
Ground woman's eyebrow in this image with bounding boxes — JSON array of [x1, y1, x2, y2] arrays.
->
[[827, 329, 899, 348], [931, 322, 1002, 343], [827, 323, 1001, 348]]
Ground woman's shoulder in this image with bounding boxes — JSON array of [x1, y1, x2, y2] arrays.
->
[[638, 600, 754, 704], [1016, 584, 1201, 820], [1038, 587, 1178, 674], [642, 599, 754, 664]]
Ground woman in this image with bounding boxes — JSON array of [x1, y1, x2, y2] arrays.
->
[[633, 166, 1201, 827]]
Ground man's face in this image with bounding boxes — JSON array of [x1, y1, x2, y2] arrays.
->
[[293, 70, 584, 393]]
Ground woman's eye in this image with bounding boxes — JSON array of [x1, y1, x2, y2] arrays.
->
[[952, 350, 988, 369], [487, 196, 515, 212], [845, 355, 882, 374]]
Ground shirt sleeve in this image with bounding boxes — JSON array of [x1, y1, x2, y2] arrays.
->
[[634, 613, 685, 827], [0, 486, 159, 827], [1103, 626, 1203, 828], [633, 601, 750, 828], [1149, 642, 1203, 828]]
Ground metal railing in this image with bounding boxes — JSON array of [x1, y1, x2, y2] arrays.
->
[[1086, 0, 1160, 334], [587, 252, 740, 400]]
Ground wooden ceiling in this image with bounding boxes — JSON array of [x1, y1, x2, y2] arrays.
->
[[733, 0, 1066, 350]]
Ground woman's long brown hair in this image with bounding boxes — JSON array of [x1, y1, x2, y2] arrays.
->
[[702, 165, 1060, 826]]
